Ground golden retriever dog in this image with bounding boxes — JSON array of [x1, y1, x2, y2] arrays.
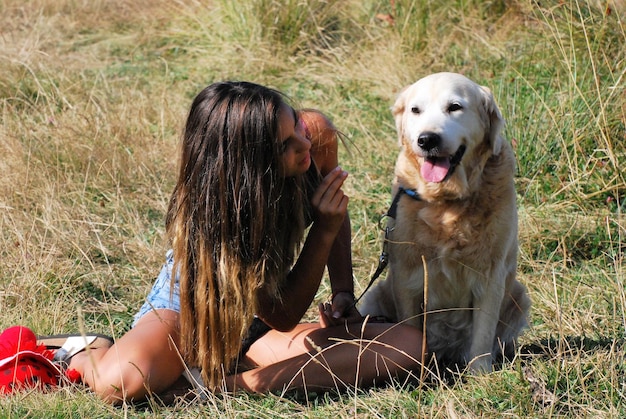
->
[[359, 72, 531, 373]]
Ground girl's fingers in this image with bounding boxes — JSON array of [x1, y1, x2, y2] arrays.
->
[[316, 188, 348, 220], [318, 303, 331, 328], [312, 167, 348, 208], [310, 167, 349, 234]]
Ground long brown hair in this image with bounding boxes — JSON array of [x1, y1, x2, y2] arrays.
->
[[165, 81, 307, 389]]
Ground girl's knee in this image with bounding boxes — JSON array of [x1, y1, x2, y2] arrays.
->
[[301, 110, 337, 143], [301, 109, 333, 128]]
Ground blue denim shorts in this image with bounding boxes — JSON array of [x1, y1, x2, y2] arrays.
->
[[132, 250, 272, 361], [132, 250, 180, 327]]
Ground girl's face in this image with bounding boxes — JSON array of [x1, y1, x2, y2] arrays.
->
[[277, 103, 311, 177]]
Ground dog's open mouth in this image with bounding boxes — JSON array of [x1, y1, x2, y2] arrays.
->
[[420, 145, 466, 183]]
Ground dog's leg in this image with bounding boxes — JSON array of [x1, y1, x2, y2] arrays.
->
[[494, 280, 531, 357], [468, 269, 506, 373], [390, 267, 425, 329], [358, 283, 383, 318], [359, 273, 400, 323]]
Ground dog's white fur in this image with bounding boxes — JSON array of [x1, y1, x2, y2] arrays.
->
[[359, 72, 531, 372]]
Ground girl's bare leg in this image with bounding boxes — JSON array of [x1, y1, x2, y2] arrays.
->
[[68, 309, 184, 403], [69, 313, 422, 399], [227, 322, 423, 393]]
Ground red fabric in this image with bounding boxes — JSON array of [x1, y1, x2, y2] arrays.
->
[[66, 368, 81, 383], [0, 326, 61, 394]]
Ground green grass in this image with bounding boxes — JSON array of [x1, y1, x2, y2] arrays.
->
[[1, 0, 624, 416]]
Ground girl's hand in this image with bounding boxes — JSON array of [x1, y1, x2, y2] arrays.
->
[[310, 166, 349, 236], [318, 295, 362, 328]]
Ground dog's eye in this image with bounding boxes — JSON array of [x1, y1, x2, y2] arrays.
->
[[447, 103, 463, 112], [410, 106, 421, 114]]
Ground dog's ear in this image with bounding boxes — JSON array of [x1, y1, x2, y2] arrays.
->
[[391, 86, 409, 146], [480, 85, 505, 155]]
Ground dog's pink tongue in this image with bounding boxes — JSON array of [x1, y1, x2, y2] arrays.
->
[[421, 158, 450, 183]]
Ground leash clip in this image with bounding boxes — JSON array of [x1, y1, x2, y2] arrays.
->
[[378, 248, 388, 271]]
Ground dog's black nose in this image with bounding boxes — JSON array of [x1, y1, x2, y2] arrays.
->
[[417, 132, 441, 151]]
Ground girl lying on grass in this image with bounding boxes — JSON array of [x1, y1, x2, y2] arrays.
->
[[7, 81, 424, 403]]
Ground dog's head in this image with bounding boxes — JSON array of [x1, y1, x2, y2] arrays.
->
[[392, 72, 504, 199]]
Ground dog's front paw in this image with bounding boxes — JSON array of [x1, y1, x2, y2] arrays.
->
[[467, 355, 493, 374]]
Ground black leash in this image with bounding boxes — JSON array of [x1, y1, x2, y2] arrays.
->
[[350, 186, 422, 309]]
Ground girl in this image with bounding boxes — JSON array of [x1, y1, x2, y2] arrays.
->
[[67, 81, 424, 403]]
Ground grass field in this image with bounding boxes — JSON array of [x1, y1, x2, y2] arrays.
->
[[0, 0, 624, 417]]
